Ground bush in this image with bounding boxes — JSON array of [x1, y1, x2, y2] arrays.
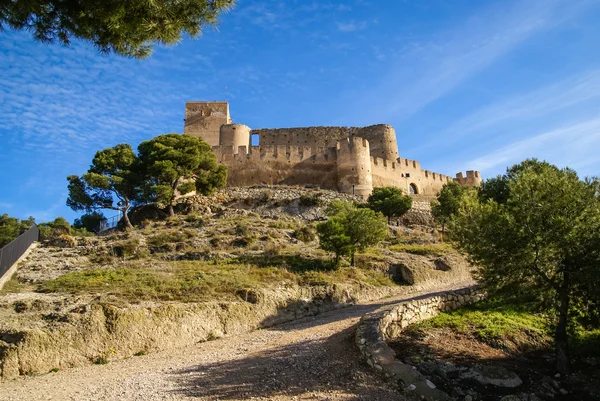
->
[[113, 237, 141, 258], [299, 194, 322, 207], [147, 231, 190, 248], [263, 242, 282, 256], [256, 191, 271, 205], [234, 223, 248, 236], [389, 243, 453, 256], [294, 225, 316, 243], [184, 214, 204, 228]]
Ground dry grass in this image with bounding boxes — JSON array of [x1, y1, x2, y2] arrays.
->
[[389, 242, 453, 256], [40, 257, 396, 303]]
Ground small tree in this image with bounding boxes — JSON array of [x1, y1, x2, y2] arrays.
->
[[367, 186, 413, 224], [73, 212, 107, 233], [451, 160, 600, 373], [67, 144, 140, 229], [431, 181, 465, 236], [138, 134, 227, 216], [317, 200, 387, 266], [316, 215, 352, 266]]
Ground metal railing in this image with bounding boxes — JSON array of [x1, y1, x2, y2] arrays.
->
[[0, 224, 39, 280], [98, 214, 119, 233]]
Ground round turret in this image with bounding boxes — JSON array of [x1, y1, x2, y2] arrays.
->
[[336, 136, 373, 198], [219, 124, 251, 154]]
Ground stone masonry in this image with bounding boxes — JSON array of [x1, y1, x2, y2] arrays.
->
[[355, 286, 486, 400], [184, 101, 482, 198]]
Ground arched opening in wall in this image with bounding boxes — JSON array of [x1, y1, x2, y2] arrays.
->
[[409, 183, 418, 195], [251, 134, 260, 146]]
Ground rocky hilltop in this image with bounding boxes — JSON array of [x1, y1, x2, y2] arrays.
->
[[0, 187, 474, 379]]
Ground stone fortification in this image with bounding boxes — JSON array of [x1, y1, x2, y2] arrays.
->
[[184, 101, 482, 197]]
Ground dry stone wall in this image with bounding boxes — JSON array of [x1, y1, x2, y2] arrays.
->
[[355, 286, 485, 400]]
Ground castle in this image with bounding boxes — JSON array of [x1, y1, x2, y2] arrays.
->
[[184, 101, 482, 197]]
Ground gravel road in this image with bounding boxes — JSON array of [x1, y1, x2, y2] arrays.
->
[[0, 282, 473, 401]]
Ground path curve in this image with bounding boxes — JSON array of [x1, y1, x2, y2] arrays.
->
[[0, 282, 473, 401]]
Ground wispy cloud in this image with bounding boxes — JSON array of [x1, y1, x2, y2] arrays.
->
[[447, 70, 600, 137], [0, 202, 14, 211], [464, 117, 600, 176], [337, 21, 368, 32], [346, 0, 592, 123]]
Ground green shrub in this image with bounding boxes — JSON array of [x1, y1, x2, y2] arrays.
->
[[256, 191, 271, 205], [299, 194, 322, 207], [389, 242, 452, 256], [234, 223, 248, 236], [209, 236, 222, 247], [184, 214, 204, 227], [147, 231, 188, 247], [294, 225, 316, 243], [113, 237, 140, 258]]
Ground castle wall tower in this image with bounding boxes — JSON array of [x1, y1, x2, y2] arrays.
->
[[219, 124, 251, 154], [357, 124, 399, 160], [184, 101, 231, 146], [336, 137, 373, 198]]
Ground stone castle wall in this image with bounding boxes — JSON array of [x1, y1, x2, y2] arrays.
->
[[185, 101, 482, 197]]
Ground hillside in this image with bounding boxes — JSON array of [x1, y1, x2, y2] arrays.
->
[[0, 187, 474, 378]]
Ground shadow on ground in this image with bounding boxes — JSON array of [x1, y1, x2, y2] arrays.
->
[[167, 288, 473, 400], [168, 326, 405, 400]]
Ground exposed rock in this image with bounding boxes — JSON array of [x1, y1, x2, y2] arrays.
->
[[434, 257, 452, 271], [461, 365, 523, 388]]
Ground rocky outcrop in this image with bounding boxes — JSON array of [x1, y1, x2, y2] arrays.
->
[[0, 283, 402, 379]]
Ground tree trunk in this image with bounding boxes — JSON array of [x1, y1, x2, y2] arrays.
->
[[334, 253, 340, 267], [121, 205, 134, 230], [351, 251, 355, 266], [555, 273, 571, 374], [167, 204, 175, 217]]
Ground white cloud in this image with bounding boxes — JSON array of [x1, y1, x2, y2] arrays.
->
[[0, 202, 14, 211], [446, 70, 600, 138], [464, 117, 600, 176], [337, 21, 367, 32], [348, 0, 592, 123]]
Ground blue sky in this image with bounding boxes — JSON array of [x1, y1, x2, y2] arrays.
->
[[1, 0, 600, 222]]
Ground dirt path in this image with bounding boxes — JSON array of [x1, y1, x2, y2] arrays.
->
[[0, 282, 473, 401]]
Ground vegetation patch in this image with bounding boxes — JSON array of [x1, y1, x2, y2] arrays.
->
[[40, 257, 397, 303], [413, 300, 551, 351], [389, 242, 453, 256]]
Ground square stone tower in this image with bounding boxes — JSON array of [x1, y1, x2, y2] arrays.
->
[[184, 101, 231, 146]]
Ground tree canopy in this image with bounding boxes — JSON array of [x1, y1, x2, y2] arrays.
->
[[450, 159, 600, 373], [0, 214, 35, 247], [366, 186, 413, 224], [431, 181, 466, 234], [317, 200, 387, 266], [1, 0, 234, 58], [73, 211, 106, 233], [67, 143, 140, 229], [138, 133, 227, 216]]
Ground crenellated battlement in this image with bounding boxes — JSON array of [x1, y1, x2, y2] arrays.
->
[[455, 170, 482, 186], [186, 101, 482, 197], [213, 144, 338, 163]]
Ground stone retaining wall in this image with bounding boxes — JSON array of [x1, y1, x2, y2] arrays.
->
[[355, 286, 485, 400]]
